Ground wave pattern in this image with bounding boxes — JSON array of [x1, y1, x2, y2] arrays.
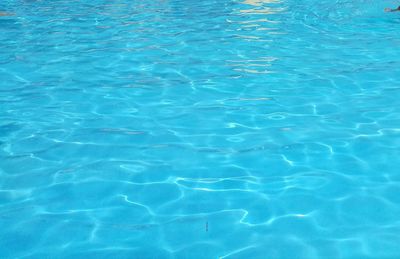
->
[[1, 0, 400, 258]]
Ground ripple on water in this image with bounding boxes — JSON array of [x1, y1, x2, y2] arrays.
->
[[1, 0, 400, 258]]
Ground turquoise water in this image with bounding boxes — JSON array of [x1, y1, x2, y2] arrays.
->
[[1, 0, 400, 258]]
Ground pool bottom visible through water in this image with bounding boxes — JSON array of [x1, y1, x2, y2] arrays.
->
[[0, 0, 400, 258]]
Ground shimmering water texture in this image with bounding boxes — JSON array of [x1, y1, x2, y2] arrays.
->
[[1, 0, 400, 258]]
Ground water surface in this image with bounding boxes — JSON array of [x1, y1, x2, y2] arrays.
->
[[1, 0, 400, 258]]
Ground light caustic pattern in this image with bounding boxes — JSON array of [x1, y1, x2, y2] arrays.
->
[[0, 0, 400, 258]]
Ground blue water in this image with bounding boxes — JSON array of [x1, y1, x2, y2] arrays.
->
[[1, 0, 400, 258]]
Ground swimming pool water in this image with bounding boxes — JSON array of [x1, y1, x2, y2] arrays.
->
[[1, 0, 400, 258]]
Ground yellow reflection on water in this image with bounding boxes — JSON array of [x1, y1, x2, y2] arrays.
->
[[243, 0, 281, 6], [0, 12, 14, 16], [225, 1, 284, 74], [240, 0, 284, 14], [235, 0, 285, 33], [228, 57, 278, 74]]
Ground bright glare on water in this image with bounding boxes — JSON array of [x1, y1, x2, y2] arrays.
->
[[1, 0, 400, 258]]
